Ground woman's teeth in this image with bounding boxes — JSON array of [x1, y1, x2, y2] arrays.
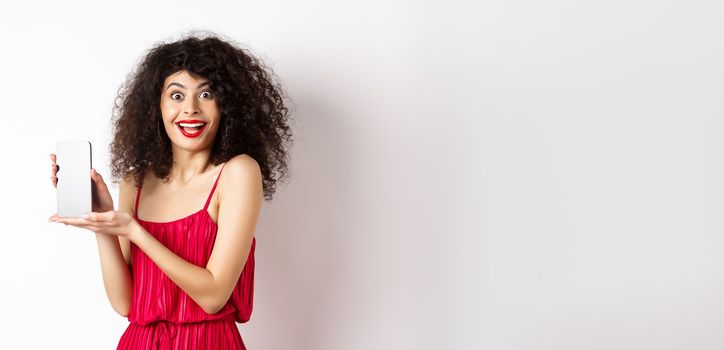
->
[[179, 122, 205, 128], [178, 122, 206, 132], [180, 122, 204, 129]]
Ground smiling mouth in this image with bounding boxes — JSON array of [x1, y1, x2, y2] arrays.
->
[[175, 121, 208, 138]]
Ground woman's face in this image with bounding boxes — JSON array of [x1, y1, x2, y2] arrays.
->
[[160, 70, 221, 153]]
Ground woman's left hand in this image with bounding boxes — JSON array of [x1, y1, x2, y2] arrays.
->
[[49, 211, 139, 239]]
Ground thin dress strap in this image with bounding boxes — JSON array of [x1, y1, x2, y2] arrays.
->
[[204, 162, 227, 211], [134, 173, 145, 215]]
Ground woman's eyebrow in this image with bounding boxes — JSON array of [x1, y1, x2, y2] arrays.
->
[[166, 81, 210, 90]]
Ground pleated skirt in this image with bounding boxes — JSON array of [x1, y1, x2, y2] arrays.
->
[[117, 318, 245, 350]]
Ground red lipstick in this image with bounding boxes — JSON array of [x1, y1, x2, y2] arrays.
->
[[175, 119, 208, 138]]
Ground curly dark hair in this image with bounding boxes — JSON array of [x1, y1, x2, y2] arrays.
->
[[109, 32, 293, 200]]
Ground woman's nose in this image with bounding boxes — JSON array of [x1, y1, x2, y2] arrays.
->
[[183, 99, 200, 115]]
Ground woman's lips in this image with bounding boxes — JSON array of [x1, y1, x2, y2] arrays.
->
[[176, 121, 208, 138]]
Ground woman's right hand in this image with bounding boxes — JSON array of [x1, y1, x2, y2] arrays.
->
[[90, 168, 115, 212]]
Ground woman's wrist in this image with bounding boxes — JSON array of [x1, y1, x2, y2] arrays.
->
[[95, 232, 118, 242], [92, 206, 115, 213], [127, 220, 146, 243]]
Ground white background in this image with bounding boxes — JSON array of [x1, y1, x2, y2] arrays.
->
[[1, 1, 723, 349]]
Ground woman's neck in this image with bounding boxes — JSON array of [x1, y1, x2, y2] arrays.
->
[[169, 147, 214, 184]]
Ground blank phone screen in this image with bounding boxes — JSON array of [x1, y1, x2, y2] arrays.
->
[[56, 141, 92, 217]]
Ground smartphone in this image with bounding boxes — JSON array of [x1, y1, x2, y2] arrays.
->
[[56, 141, 92, 218]]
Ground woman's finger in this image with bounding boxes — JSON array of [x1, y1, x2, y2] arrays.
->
[[82, 218, 113, 227], [52, 217, 91, 226], [51, 154, 59, 188], [51, 218, 101, 232], [51, 165, 58, 186], [91, 169, 108, 190], [83, 211, 117, 222]]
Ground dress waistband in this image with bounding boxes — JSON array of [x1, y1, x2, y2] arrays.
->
[[130, 318, 236, 350], [130, 317, 236, 326]]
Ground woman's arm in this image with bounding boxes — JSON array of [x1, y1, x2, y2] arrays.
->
[[128, 155, 263, 314], [94, 174, 134, 316], [95, 235, 132, 316], [50, 154, 133, 317]]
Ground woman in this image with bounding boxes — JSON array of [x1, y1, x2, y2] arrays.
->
[[49, 32, 293, 349]]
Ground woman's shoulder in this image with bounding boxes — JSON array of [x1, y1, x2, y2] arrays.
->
[[118, 169, 153, 203], [224, 154, 260, 172], [218, 154, 263, 194], [118, 172, 141, 214], [119, 168, 152, 190], [224, 153, 261, 177]]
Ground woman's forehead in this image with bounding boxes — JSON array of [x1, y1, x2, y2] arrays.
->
[[163, 70, 210, 88]]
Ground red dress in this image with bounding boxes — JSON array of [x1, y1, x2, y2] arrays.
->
[[117, 162, 256, 350]]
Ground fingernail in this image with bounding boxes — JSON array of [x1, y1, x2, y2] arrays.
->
[[82, 213, 90, 219]]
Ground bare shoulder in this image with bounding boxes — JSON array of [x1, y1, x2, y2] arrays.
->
[[119, 173, 135, 189], [223, 154, 262, 180], [118, 173, 138, 214], [218, 154, 263, 199]]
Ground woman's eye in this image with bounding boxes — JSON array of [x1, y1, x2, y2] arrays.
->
[[200, 91, 213, 99], [170, 92, 183, 100]]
